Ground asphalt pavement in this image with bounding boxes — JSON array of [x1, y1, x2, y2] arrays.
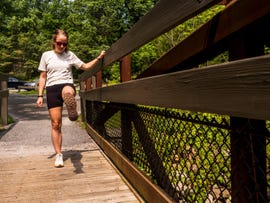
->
[[0, 91, 98, 157]]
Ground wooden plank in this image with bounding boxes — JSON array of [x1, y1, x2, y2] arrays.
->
[[0, 94, 142, 203], [0, 150, 141, 202], [81, 54, 270, 120], [86, 124, 175, 203], [138, 0, 270, 78], [78, 59, 103, 84], [79, 0, 221, 82], [104, 0, 221, 66]]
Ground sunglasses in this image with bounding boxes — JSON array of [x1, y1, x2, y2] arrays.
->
[[55, 42, 68, 47]]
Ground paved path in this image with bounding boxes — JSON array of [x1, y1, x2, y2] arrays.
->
[[0, 93, 141, 202]]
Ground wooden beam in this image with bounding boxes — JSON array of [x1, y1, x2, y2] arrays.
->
[[228, 25, 267, 203], [120, 55, 131, 82], [79, 59, 103, 82], [96, 71, 102, 88], [138, 0, 270, 78], [86, 124, 175, 203], [81, 54, 270, 120], [79, 0, 221, 81], [105, 0, 221, 66]]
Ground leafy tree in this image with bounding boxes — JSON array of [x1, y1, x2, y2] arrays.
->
[[129, 5, 225, 77], [0, 0, 226, 82]]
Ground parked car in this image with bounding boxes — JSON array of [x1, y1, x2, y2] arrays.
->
[[24, 79, 39, 90], [8, 77, 26, 89]]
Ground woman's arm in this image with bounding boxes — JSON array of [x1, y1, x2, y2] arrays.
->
[[80, 50, 106, 71], [36, 71, 47, 107]]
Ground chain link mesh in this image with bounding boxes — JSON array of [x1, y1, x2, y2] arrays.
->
[[86, 101, 270, 202]]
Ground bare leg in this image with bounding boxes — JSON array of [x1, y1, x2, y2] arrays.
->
[[49, 106, 63, 154], [62, 85, 75, 97]]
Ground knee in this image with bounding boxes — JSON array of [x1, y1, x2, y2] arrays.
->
[[51, 121, 61, 131], [62, 86, 75, 97]]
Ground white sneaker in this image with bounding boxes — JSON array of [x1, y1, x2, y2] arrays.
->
[[55, 153, 64, 167]]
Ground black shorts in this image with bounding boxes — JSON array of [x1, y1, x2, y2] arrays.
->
[[46, 83, 76, 109]]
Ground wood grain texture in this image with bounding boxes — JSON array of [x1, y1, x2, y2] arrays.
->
[[0, 150, 141, 203], [81, 54, 270, 120], [86, 124, 175, 203], [0, 94, 142, 202], [138, 0, 270, 78], [79, 0, 220, 82]]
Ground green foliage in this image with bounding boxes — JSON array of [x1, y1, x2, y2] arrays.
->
[[0, 115, 14, 129], [17, 89, 38, 95], [265, 44, 270, 54], [130, 5, 225, 77], [155, 5, 225, 56], [129, 107, 231, 201], [131, 42, 159, 77], [0, 0, 157, 81], [0, 1, 228, 82]]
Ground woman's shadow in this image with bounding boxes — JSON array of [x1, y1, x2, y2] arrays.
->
[[48, 149, 97, 174]]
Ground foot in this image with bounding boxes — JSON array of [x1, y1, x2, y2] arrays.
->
[[63, 93, 78, 121], [55, 153, 64, 168]]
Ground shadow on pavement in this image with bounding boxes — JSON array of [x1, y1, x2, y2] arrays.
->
[[9, 93, 50, 121]]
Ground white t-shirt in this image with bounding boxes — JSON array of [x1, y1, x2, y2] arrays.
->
[[38, 50, 84, 87]]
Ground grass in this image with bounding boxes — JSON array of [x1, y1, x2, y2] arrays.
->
[[0, 115, 14, 132], [77, 114, 86, 129], [17, 90, 39, 95]]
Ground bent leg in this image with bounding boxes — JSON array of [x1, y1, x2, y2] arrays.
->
[[62, 85, 75, 97], [62, 85, 78, 121]]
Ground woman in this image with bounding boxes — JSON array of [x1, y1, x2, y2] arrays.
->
[[36, 29, 105, 167]]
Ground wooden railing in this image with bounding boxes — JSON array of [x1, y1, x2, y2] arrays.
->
[[0, 73, 9, 125], [79, 0, 270, 202]]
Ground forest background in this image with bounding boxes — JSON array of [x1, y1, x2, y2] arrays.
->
[[0, 0, 224, 84]]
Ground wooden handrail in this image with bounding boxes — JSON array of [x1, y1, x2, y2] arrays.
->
[[138, 0, 270, 78], [79, 0, 269, 202], [79, 0, 221, 82], [83, 54, 270, 120]]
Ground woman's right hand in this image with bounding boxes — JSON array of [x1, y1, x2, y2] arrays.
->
[[36, 97, 43, 107], [97, 50, 106, 60]]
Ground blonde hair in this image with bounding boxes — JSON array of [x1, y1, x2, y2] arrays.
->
[[51, 29, 69, 51]]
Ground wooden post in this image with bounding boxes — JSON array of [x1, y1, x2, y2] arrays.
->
[[229, 26, 267, 203], [120, 54, 131, 82], [0, 80, 8, 125], [120, 54, 132, 159], [96, 71, 102, 88], [85, 77, 92, 91]]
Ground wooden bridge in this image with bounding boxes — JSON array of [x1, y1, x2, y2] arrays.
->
[[1, 0, 270, 202], [0, 93, 142, 202], [78, 0, 270, 202]]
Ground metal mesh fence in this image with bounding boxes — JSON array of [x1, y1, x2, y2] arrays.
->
[[86, 101, 270, 203]]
